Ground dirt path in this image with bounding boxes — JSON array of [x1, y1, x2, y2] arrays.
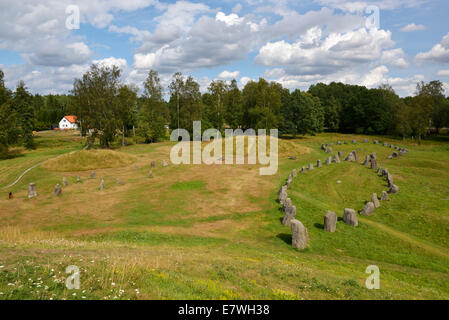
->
[[360, 217, 449, 259], [2, 162, 43, 189]]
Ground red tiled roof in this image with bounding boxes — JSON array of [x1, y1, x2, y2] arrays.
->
[[64, 115, 77, 123]]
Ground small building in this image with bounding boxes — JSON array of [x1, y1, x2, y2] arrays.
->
[[59, 115, 78, 130]]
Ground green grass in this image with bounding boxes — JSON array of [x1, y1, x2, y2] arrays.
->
[[0, 131, 448, 300]]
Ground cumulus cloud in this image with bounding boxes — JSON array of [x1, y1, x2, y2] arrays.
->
[[400, 23, 426, 32], [255, 27, 395, 75], [381, 48, 409, 68], [415, 32, 449, 64], [315, 0, 429, 12], [218, 70, 240, 79]]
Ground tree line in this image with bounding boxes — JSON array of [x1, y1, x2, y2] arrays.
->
[[1, 64, 448, 156]]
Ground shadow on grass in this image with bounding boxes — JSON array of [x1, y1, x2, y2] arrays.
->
[[276, 233, 292, 245], [314, 222, 324, 229]]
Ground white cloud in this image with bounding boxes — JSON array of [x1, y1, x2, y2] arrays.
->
[[381, 48, 409, 68], [216, 12, 244, 26], [315, 0, 429, 12], [400, 23, 426, 32], [256, 27, 395, 75], [415, 32, 449, 64], [218, 70, 240, 79], [93, 57, 128, 69], [437, 70, 449, 77]]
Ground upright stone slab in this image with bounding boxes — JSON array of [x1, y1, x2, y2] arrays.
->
[[291, 219, 308, 249], [364, 138, 369, 143], [392, 152, 399, 158], [292, 169, 298, 177], [90, 171, 96, 179], [352, 140, 358, 144], [27, 183, 37, 198], [326, 147, 333, 154], [76, 176, 82, 183], [363, 155, 370, 166], [62, 177, 68, 187], [301, 166, 306, 173], [337, 141, 342, 145], [325, 157, 332, 165], [162, 160, 168, 167], [388, 184, 399, 194], [383, 142, 388, 147], [148, 170, 153, 178], [99, 179, 105, 191], [371, 193, 380, 208], [374, 140, 379, 144], [381, 191, 390, 201], [387, 173, 394, 187], [278, 186, 288, 204], [282, 205, 297, 226], [151, 161, 156, 168], [317, 160, 322, 168], [338, 151, 343, 158], [370, 158, 377, 170], [360, 202, 375, 216], [283, 198, 293, 212], [54, 184, 62, 196], [377, 166, 383, 175], [324, 211, 337, 233], [343, 209, 358, 227], [333, 154, 340, 163], [308, 163, 314, 171], [352, 151, 358, 161], [321, 144, 327, 151]]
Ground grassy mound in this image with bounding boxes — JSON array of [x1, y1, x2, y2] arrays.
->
[[41, 149, 137, 172]]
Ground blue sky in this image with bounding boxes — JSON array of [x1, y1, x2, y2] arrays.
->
[[0, 0, 448, 97]]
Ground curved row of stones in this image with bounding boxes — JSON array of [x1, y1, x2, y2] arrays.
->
[[26, 160, 168, 198], [278, 138, 408, 250]]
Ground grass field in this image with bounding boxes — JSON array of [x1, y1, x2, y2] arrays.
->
[[0, 130, 448, 300]]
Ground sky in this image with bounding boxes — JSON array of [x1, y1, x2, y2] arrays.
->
[[0, 0, 448, 97]]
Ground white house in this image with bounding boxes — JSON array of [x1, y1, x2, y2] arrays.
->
[[59, 115, 78, 130]]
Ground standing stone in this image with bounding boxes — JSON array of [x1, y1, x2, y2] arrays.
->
[[162, 160, 168, 167], [337, 141, 342, 145], [278, 186, 288, 204], [286, 176, 293, 188], [382, 169, 389, 177], [363, 138, 369, 143], [324, 211, 337, 233], [90, 171, 96, 179], [62, 177, 68, 187], [343, 209, 358, 227], [381, 191, 390, 201], [27, 183, 37, 198], [377, 166, 383, 175], [117, 178, 124, 185], [352, 151, 358, 161], [308, 163, 314, 171], [338, 151, 343, 158], [151, 161, 156, 168], [76, 176, 82, 183], [291, 219, 308, 249], [301, 166, 306, 173], [321, 144, 328, 151], [325, 156, 332, 165], [283, 198, 293, 212], [383, 142, 388, 147], [371, 193, 380, 208], [317, 160, 322, 168], [388, 184, 399, 194], [387, 173, 394, 187], [352, 140, 358, 144], [54, 184, 62, 196], [374, 140, 379, 144], [148, 170, 153, 178], [326, 147, 333, 154], [282, 205, 297, 226], [363, 155, 370, 166], [370, 158, 377, 170], [333, 154, 340, 163], [292, 169, 298, 177], [99, 179, 105, 191], [360, 202, 375, 216], [392, 152, 399, 158]]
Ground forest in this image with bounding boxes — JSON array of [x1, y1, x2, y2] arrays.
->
[[1, 65, 448, 155]]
